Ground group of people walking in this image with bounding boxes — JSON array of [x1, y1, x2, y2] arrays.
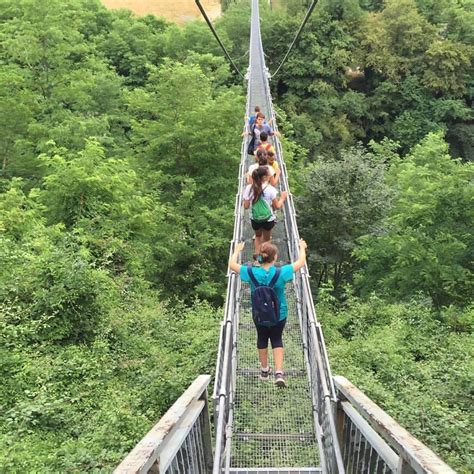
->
[[229, 105, 308, 388]]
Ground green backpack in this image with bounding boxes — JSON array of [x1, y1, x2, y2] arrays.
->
[[252, 194, 272, 222]]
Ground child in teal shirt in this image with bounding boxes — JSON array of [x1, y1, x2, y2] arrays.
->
[[230, 240, 308, 387]]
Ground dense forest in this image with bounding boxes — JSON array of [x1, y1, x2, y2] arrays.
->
[[0, 0, 472, 472]]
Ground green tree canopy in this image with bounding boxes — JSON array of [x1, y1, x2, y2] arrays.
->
[[355, 132, 473, 307], [296, 145, 391, 290]]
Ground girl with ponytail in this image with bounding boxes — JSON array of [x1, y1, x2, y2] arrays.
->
[[246, 153, 276, 186], [243, 166, 287, 253]]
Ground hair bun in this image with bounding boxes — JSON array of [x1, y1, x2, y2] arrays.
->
[[258, 242, 278, 263]]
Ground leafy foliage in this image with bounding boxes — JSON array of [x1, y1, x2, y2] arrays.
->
[[126, 60, 244, 300], [296, 145, 391, 291], [0, 298, 220, 472], [253, 0, 474, 159], [355, 132, 473, 307], [317, 289, 474, 472], [0, 0, 240, 470]]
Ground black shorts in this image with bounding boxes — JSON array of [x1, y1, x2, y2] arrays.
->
[[251, 219, 276, 231], [255, 318, 286, 349]]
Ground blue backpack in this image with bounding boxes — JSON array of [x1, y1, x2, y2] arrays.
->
[[247, 265, 281, 326]]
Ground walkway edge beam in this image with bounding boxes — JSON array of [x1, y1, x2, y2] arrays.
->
[[114, 375, 212, 474], [334, 376, 456, 474]]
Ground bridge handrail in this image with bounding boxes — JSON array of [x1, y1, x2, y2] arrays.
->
[[114, 375, 212, 474], [212, 0, 346, 471], [266, 84, 338, 402], [260, 36, 345, 474], [211, 70, 252, 473], [267, 105, 345, 474], [334, 376, 456, 474]]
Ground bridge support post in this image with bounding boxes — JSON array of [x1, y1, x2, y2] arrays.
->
[[201, 388, 214, 473], [397, 457, 417, 474], [335, 398, 346, 453]]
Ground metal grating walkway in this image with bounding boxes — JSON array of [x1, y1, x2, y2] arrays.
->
[[229, 0, 319, 469], [212, 1, 343, 472]]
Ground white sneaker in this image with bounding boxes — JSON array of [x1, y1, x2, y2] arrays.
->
[[275, 371, 286, 387], [259, 367, 272, 381]]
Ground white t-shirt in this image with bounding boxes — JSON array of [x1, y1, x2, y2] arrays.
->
[[247, 164, 275, 180], [243, 184, 278, 221]]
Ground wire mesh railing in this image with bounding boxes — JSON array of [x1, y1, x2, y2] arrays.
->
[[213, 0, 343, 472], [334, 376, 456, 474]]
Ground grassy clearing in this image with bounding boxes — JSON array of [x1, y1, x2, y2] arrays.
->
[[101, 0, 221, 24]]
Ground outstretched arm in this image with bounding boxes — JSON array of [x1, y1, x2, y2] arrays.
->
[[272, 190, 288, 210], [272, 167, 281, 185], [229, 242, 245, 273], [292, 239, 308, 272]]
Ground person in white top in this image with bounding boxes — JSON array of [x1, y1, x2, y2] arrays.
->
[[243, 166, 287, 253], [247, 153, 276, 186]]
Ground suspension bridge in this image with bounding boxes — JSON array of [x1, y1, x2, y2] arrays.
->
[[114, 1, 455, 472]]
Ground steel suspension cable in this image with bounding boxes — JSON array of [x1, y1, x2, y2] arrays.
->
[[195, 0, 245, 79], [271, 0, 318, 78]]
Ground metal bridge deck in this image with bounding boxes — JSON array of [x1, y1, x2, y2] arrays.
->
[[229, 0, 319, 469]]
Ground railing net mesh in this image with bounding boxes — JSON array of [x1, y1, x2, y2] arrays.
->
[[213, 1, 343, 472]]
